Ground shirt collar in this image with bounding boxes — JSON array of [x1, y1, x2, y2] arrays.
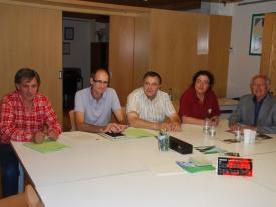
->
[[16, 90, 38, 106], [253, 94, 267, 103], [142, 88, 160, 102], [90, 88, 107, 102], [191, 86, 211, 102]]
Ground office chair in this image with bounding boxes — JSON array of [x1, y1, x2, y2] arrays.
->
[[0, 185, 43, 207]]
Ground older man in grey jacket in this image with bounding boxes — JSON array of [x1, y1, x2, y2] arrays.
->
[[229, 74, 276, 134]]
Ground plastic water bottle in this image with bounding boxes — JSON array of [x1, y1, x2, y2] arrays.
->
[[235, 124, 242, 141], [209, 124, 216, 137], [158, 131, 169, 151]]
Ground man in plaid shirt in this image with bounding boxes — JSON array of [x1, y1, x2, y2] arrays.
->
[[0, 68, 61, 197]]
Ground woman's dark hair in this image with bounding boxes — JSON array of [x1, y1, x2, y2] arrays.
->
[[15, 68, 41, 86], [192, 70, 214, 88], [143, 71, 162, 84]]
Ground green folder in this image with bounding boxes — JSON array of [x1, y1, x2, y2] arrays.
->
[[176, 161, 215, 173], [181, 165, 216, 173], [23, 140, 68, 153]]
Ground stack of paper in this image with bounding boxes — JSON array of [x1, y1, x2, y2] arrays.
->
[[123, 127, 158, 138], [23, 140, 68, 153]]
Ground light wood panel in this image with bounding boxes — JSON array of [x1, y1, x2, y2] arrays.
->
[[261, 13, 276, 75], [0, 3, 62, 121], [269, 25, 276, 95], [133, 15, 150, 89], [109, 15, 135, 106], [208, 15, 232, 97], [261, 13, 276, 94], [149, 9, 210, 100]]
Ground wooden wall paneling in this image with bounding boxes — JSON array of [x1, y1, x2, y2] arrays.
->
[[197, 14, 209, 70], [268, 25, 276, 95], [261, 13, 276, 94], [133, 15, 150, 89], [149, 9, 209, 100], [109, 15, 135, 106], [208, 15, 232, 97], [260, 14, 276, 94], [0, 3, 62, 122]]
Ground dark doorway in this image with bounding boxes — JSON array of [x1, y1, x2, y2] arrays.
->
[[91, 42, 109, 74], [62, 12, 109, 131]]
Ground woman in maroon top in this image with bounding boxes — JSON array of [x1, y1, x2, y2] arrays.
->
[[179, 70, 220, 125]]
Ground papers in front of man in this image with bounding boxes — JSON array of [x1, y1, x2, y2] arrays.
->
[[123, 127, 158, 138], [23, 139, 68, 153], [99, 127, 158, 140]]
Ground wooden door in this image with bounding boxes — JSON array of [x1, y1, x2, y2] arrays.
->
[[0, 3, 62, 122], [208, 15, 232, 97], [109, 15, 135, 106], [260, 13, 276, 95]]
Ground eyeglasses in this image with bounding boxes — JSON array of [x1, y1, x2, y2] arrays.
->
[[93, 79, 109, 85]]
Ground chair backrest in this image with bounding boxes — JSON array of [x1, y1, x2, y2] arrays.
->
[[0, 185, 43, 207], [69, 110, 76, 131], [25, 185, 43, 207]]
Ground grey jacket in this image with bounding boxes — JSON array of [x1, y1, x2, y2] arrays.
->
[[229, 94, 276, 134]]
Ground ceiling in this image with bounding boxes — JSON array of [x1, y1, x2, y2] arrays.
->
[[82, 0, 202, 10], [82, 0, 244, 10], [82, 0, 245, 11], [63, 0, 244, 20]]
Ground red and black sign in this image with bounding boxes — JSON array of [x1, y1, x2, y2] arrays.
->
[[217, 157, 253, 176]]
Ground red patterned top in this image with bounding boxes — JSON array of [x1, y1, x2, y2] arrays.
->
[[0, 91, 61, 144]]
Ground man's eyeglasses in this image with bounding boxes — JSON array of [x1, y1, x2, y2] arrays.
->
[[93, 79, 109, 85]]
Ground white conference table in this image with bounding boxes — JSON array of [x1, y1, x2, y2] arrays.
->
[[37, 171, 276, 207], [250, 151, 276, 192], [11, 120, 276, 207], [171, 121, 276, 156]]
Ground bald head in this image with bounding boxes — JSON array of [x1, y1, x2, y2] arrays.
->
[[91, 68, 109, 80]]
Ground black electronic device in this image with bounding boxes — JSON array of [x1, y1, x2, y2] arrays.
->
[[105, 132, 124, 137], [99, 132, 126, 140], [169, 136, 193, 154]]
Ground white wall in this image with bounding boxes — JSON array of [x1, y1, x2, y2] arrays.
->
[[63, 19, 94, 88], [210, 2, 234, 16], [227, 0, 276, 98]]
